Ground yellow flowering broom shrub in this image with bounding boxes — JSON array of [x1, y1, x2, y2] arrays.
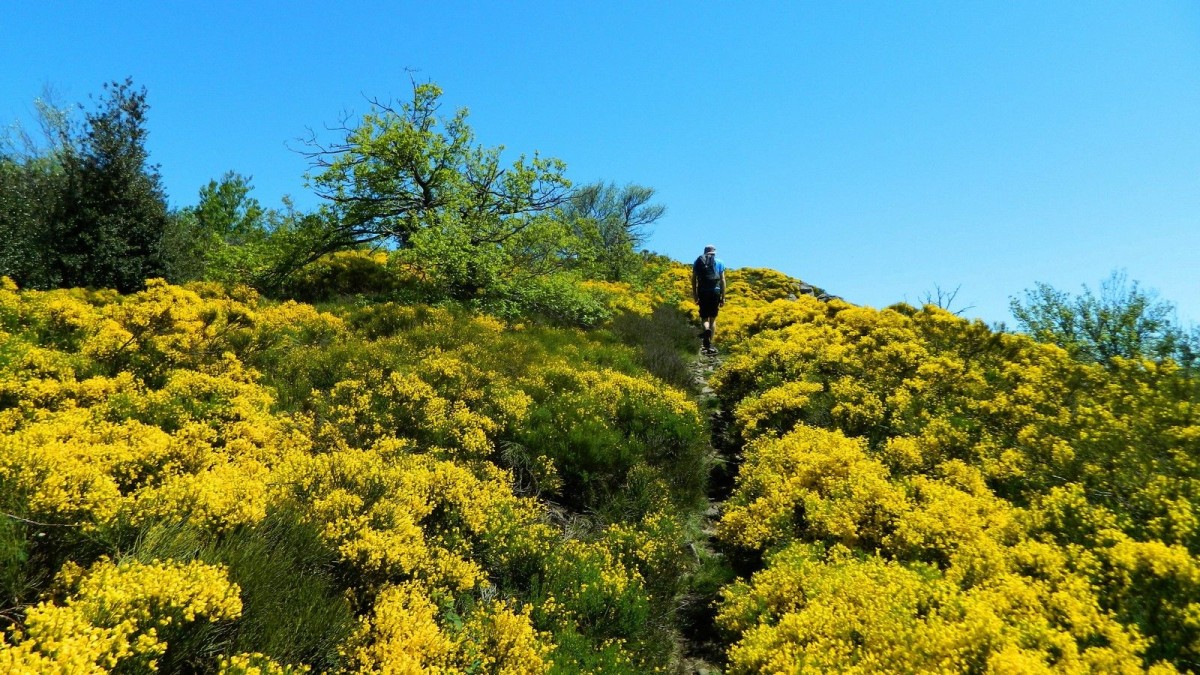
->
[[5, 260, 1197, 672], [278, 441, 552, 593], [1, 276, 705, 671], [707, 273, 1200, 670], [0, 558, 242, 672], [342, 580, 554, 675], [717, 543, 1152, 674]]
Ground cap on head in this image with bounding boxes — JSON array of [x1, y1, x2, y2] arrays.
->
[[704, 245, 717, 254]]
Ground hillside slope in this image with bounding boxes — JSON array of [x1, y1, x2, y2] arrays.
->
[[706, 275, 1199, 674], [1, 261, 1197, 673]]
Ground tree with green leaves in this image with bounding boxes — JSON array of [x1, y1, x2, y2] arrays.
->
[[1, 79, 170, 292], [56, 79, 170, 292], [193, 171, 267, 245], [564, 181, 665, 281], [163, 172, 345, 293], [0, 156, 60, 288], [163, 171, 268, 283], [1010, 270, 1197, 369], [0, 96, 72, 288], [299, 80, 574, 298]]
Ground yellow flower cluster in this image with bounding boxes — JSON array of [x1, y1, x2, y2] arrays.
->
[[581, 279, 656, 316], [315, 369, 501, 459], [717, 543, 1155, 674], [717, 426, 906, 552], [523, 364, 698, 424], [343, 581, 552, 674], [0, 558, 242, 672], [218, 652, 311, 675], [703, 273, 1200, 670], [0, 360, 304, 534], [0, 275, 713, 671], [280, 444, 553, 592]]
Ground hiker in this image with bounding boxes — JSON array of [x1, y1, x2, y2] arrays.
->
[[692, 244, 726, 355]]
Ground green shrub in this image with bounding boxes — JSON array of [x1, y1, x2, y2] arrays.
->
[[277, 250, 389, 302], [517, 366, 708, 515], [0, 514, 29, 607], [129, 510, 355, 672], [609, 303, 698, 392], [479, 274, 612, 328]]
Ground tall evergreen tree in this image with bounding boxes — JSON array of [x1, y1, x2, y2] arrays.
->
[[54, 79, 170, 292]]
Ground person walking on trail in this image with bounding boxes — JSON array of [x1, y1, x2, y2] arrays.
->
[[692, 245, 726, 355]]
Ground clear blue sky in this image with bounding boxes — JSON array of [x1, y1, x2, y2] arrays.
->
[[4, 1, 1198, 325]]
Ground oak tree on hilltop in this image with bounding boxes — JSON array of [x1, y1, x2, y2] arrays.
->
[[299, 81, 573, 298]]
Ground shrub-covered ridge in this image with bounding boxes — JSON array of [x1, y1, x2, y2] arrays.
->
[[709, 289, 1199, 673], [0, 275, 709, 672], [2, 260, 1197, 673]]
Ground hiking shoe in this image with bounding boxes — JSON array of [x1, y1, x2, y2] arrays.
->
[[704, 346, 719, 356]]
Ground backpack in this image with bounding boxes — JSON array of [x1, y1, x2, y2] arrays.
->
[[697, 254, 721, 290]]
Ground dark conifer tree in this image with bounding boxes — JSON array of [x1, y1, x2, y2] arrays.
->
[[54, 79, 169, 292]]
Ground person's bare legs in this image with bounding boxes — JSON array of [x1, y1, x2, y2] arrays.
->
[[701, 316, 718, 352], [703, 317, 717, 339]]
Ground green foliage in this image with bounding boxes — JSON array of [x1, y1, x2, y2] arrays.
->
[[476, 273, 613, 328], [306, 81, 571, 249], [162, 171, 267, 283], [537, 542, 651, 638], [163, 172, 349, 294], [0, 154, 67, 290], [398, 212, 574, 301], [194, 171, 267, 243], [1011, 269, 1198, 369], [544, 630, 643, 674], [58, 80, 171, 292], [608, 303, 699, 392], [0, 514, 29, 609], [284, 250, 615, 329], [529, 516, 696, 673], [302, 80, 585, 305], [0, 80, 170, 293], [129, 513, 355, 672], [562, 181, 665, 281], [517, 365, 709, 517]]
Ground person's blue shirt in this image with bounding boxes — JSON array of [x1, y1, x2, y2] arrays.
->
[[693, 254, 725, 293]]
